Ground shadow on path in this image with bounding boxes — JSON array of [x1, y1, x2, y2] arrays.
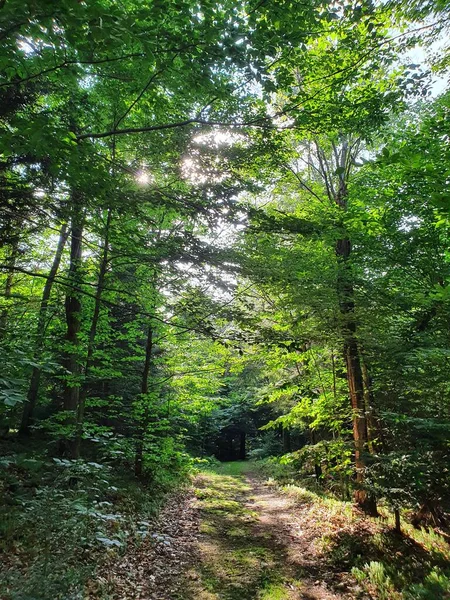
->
[[180, 463, 347, 600]]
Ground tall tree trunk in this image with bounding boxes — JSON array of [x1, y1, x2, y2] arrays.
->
[[19, 223, 68, 435], [75, 208, 112, 456], [135, 324, 153, 476], [360, 352, 384, 455], [61, 193, 84, 458], [312, 136, 377, 514], [336, 236, 377, 516], [0, 240, 18, 339]]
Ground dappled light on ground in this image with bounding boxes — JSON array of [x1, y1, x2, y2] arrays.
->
[[181, 463, 345, 600], [174, 463, 450, 600]]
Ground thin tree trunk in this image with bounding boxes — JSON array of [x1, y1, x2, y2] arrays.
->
[[310, 428, 322, 481], [61, 193, 84, 457], [336, 236, 377, 516], [0, 241, 18, 338], [135, 324, 153, 476], [394, 508, 401, 534], [75, 208, 112, 456], [19, 223, 68, 435], [360, 352, 385, 455], [282, 427, 291, 453]]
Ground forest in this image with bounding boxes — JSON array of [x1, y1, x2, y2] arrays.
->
[[0, 0, 450, 599]]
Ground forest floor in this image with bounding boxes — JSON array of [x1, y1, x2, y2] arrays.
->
[[182, 462, 350, 600], [99, 461, 450, 600]]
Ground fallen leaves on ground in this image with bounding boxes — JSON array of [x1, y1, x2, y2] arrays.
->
[[86, 488, 200, 599]]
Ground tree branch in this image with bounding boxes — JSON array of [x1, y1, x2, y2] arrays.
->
[[0, 53, 145, 89]]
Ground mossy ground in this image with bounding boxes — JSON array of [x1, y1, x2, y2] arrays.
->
[[178, 462, 450, 600], [180, 462, 331, 600]]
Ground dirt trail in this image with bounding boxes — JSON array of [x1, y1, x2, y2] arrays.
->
[[88, 462, 450, 599], [182, 465, 355, 600]]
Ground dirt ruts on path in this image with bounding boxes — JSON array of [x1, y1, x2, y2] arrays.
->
[[89, 464, 450, 599], [181, 464, 360, 600]]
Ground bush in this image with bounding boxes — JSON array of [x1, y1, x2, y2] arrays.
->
[[247, 431, 283, 460]]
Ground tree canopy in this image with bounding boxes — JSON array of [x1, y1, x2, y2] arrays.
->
[[1, 0, 450, 598]]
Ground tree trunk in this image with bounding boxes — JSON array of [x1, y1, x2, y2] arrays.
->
[[360, 352, 385, 455], [0, 241, 18, 339], [61, 194, 84, 458], [75, 208, 112, 456], [282, 427, 291, 453], [394, 508, 401, 534], [19, 223, 68, 435], [336, 236, 377, 516], [412, 501, 447, 529], [135, 324, 153, 476], [310, 428, 322, 481]]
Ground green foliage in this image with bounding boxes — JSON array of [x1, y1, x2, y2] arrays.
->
[[0, 0, 449, 596], [405, 568, 450, 600], [352, 562, 400, 600], [0, 448, 181, 599]]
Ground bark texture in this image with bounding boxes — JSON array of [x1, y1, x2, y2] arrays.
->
[[135, 324, 154, 476], [61, 193, 84, 457], [20, 223, 68, 435], [336, 235, 377, 515]]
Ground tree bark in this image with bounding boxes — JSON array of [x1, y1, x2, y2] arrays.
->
[[336, 235, 377, 516], [61, 193, 84, 457], [0, 240, 18, 339], [311, 137, 377, 515], [135, 324, 153, 476], [75, 208, 112, 456], [394, 508, 401, 534], [19, 223, 68, 435]]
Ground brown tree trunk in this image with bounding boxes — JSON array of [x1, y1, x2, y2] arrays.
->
[[394, 508, 401, 534], [336, 236, 377, 516], [75, 208, 112, 456], [360, 352, 385, 455], [19, 223, 68, 435], [61, 194, 84, 458], [135, 324, 153, 476]]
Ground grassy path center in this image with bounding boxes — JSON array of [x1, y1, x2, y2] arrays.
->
[[182, 462, 343, 600]]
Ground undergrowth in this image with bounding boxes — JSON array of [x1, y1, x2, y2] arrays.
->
[[254, 457, 450, 600], [0, 439, 190, 600]]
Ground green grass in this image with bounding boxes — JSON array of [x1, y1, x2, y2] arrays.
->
[[205, 460, 256, 477], [183, 463, 301, 600]]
